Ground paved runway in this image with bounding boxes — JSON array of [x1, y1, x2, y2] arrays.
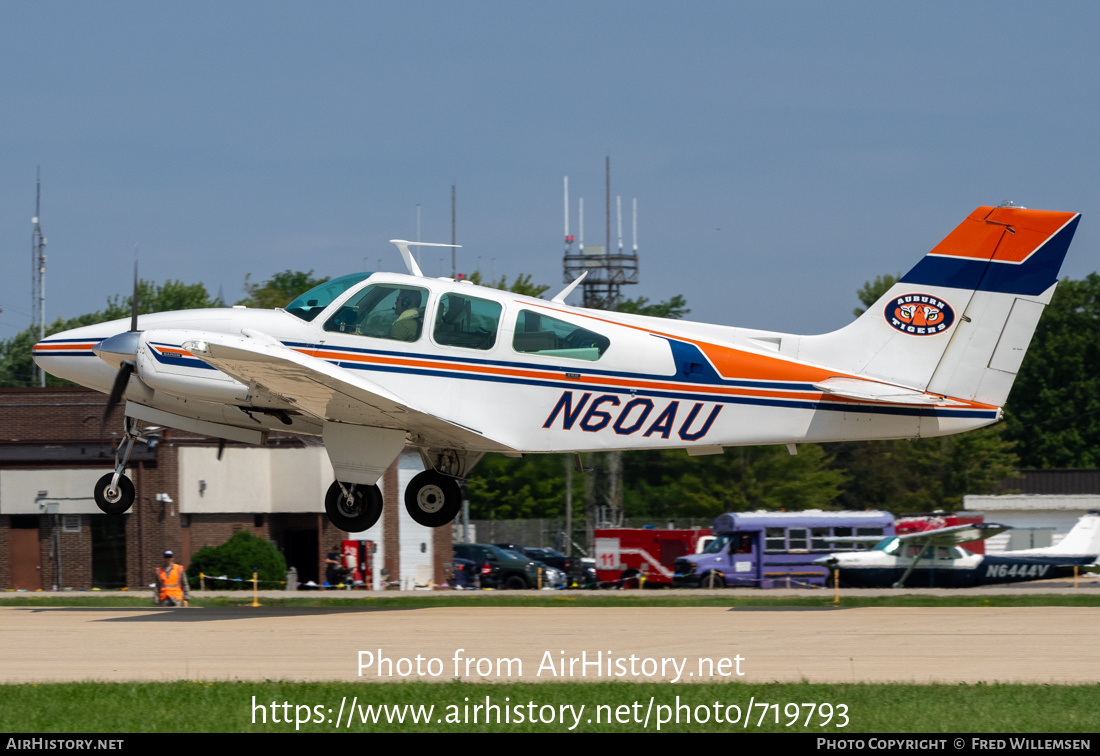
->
[[2, 603, 1096, 684]]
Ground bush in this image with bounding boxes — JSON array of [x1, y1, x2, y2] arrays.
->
[[188, 531, 287, 590]]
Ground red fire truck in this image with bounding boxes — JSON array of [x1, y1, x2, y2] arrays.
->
[[594, 527, 712, 588]]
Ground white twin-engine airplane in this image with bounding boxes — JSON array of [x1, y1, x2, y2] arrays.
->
[[33, 205, 1080, 532]]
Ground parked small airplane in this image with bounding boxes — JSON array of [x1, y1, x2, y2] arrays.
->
[[815, 513, 1100, 588], [33, 205, 1080, 532]]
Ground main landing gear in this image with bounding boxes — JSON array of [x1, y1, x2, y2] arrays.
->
[[323, 471, 463, 532], [404, 470, 463, 528], [93, 419, 143, 514], [325, 481, 384, 532]]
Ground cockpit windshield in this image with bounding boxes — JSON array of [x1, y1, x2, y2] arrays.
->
[[703, 535, 733, 554], [873, 537, 900, 554], [284, 273, 372, 322]]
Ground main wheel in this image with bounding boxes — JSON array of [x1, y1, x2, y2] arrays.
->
[[325, 481, 383, 532], [94, 473, 135, 514], [404, 470, 462, 527], [702, 571, 726, 589]]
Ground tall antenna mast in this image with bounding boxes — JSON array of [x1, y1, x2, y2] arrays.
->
[[451, 184, 456, 278], [578, 197, 584, 252], [605, 156, 610, 255], [616, 195, 623, 254], [564, 176, 573, 253], [31, 167, 48, 387], [632, 197, 638, 252]]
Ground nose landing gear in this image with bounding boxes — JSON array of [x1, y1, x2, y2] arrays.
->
[[93, 419, 146, 514]]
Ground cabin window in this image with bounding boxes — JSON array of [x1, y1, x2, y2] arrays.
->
[[764, 527, 785, 553], [811, 527, 830, 551], [788, 527, 809, 552], [512, 310, 610, 361], [284, 273, 372, 322], [322, 284, 430, 343], [433, 293, 502, 350]]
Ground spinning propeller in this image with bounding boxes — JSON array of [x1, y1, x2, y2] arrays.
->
[[94, 263, 142, 428]]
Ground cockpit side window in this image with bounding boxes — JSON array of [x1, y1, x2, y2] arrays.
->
[[323, 284, 430, 343], [512, 310, 609, 361], [433, 293, 502, 350], [284, 273, 372, 322]]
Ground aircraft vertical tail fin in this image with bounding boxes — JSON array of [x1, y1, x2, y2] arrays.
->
[[799, 206, 1081, 408]]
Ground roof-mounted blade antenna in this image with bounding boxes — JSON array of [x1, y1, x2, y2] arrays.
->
[[551, 270, 588, 304], [389, 240, 461, 277]]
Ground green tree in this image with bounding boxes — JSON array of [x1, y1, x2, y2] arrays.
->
[[187, 530, 287, 589], [622, 444, 846, 519], [467, 271, 550, 298], [238, 270, 329, 309], [617, 294, 690, 320], [1003, 274, 1100, 467], [852, 274, 900, 317], [0, 279, 218, 388]]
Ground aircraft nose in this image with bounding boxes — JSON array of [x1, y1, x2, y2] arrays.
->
[[92, 331, 141, 370], [812, 555, 838, 567]]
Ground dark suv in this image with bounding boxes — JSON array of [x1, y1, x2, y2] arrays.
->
[[495, 544, 597, 587], [454, 543, 540, 589]]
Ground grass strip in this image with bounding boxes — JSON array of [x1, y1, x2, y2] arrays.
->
[[2, 593, 1100, 608], [1, 680, 1096, 733]]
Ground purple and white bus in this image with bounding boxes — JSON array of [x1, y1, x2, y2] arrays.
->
[[673, 510, 895, 588]]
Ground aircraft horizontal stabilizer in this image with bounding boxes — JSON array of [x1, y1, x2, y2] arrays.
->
[[812, 376, 967, 406], [182, 332, 515, 454]]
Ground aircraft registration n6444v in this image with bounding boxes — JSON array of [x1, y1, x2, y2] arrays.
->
[[814, 513, 1100, 588], [33, 205, 1081, 532]]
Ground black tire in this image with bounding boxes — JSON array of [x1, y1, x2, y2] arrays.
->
[[503, 575, 528, 590], [404, 470, 462, 527], [325, 481, 383, 532], [703, 571, 726, 589], [94, 473, 135, 514]]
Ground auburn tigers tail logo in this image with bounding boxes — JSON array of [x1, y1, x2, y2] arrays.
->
[[886, 293, 955, 335]]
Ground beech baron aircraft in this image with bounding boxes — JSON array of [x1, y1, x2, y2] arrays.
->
[[815, 514, 1100, 588], [34, 205, 1080, 533]]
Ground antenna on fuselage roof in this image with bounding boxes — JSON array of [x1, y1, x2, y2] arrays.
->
[[389, 240, 461, 278]]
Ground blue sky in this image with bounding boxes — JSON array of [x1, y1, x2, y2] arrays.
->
[[1, 2, 1097, 341]]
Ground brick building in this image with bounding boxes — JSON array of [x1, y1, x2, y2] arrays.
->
[[0, 387, 450, 592]]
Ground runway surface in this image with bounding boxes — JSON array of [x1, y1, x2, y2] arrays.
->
[[2, 604, 1095, 684]]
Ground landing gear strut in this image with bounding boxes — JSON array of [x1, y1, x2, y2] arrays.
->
[[404, 470, 463, 528], [94, 419, 142, 514], [325, 481, 384, 532]]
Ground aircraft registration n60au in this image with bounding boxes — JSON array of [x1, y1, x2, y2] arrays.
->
[[33, 205, 1080, 532]]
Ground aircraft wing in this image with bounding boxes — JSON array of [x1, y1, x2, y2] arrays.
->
[[181, 332, 515, 453], [894, 522, 1010, 547]]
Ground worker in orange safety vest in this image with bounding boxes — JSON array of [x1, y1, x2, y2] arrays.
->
[[155, 550, 190, 607]]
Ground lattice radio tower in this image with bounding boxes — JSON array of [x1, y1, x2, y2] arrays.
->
[[562, 157, 638, 309]]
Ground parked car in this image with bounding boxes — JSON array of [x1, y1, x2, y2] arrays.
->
[[454, 543, 540, 589], [494, 544, 597, 587]]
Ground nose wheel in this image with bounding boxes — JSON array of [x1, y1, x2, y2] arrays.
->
[[325, 481, 384, 532], [94, 473, 136, 515], [404, 470, 463, 528], [93, 418, 142, 514]]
